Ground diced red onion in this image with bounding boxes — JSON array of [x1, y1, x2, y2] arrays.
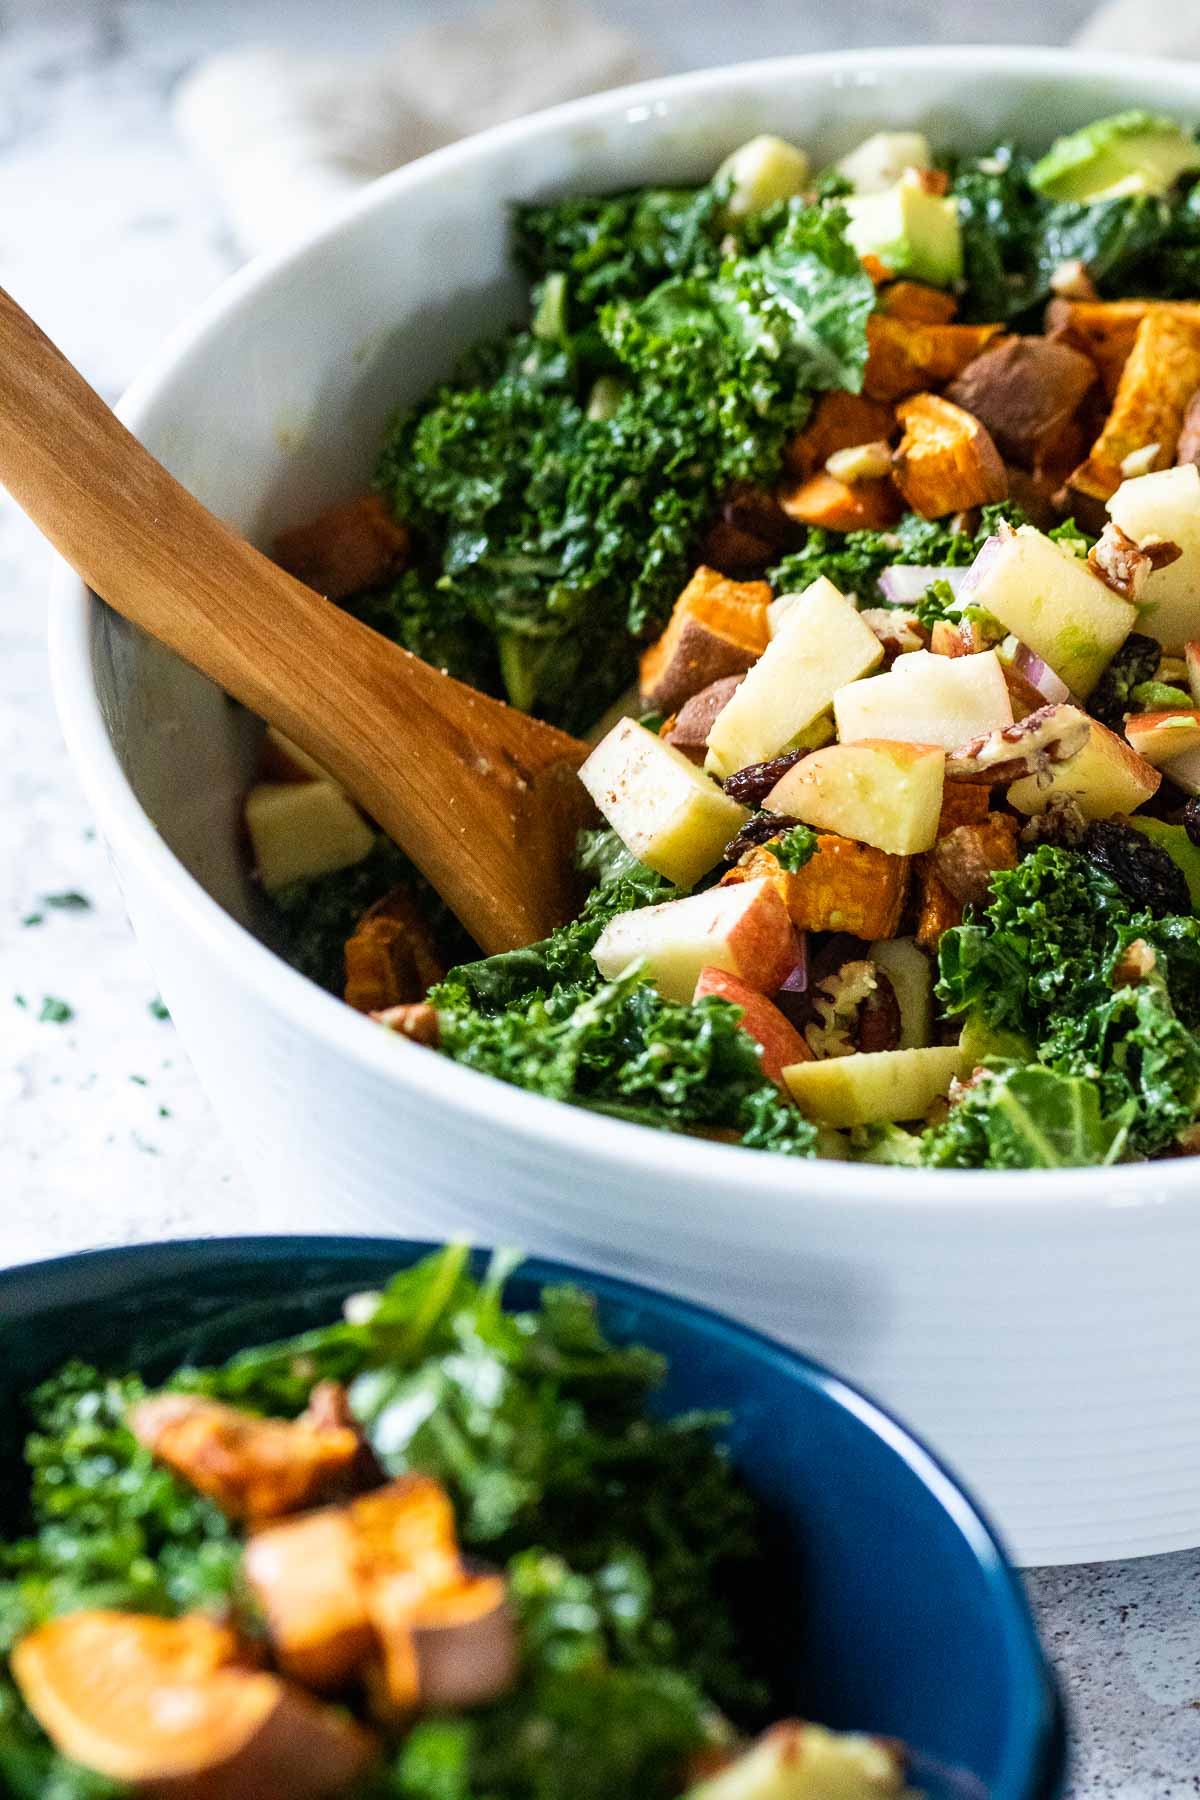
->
[[1010, 640, 1071, 705], [877, 565, 972, 606]]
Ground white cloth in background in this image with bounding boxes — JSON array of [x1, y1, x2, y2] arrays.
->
[[174, 0, 1198, 259], [173, 0, 652, 255], [1073, 0, 1200, 57]]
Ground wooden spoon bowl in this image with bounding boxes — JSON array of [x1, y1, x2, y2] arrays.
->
[[0, 288, 595, 954]]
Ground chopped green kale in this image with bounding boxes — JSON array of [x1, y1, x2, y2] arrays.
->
[[950, 142, 1200, 324], [921, 1062, 1133, 1168], [41, 892, 91, 912], [767, 502, 1027, 604], [930, 847, 1200, 1162], [764, 824, 818, 871], [37, 997, 73, 1025], [0, 1249, 770, 1799], [371, 197, 873, 729]]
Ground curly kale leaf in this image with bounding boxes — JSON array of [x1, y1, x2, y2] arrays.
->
[[436, 965, 814, 1157], [936, 846, 1130, 1038], [934, 847, 1200, 1160], [764, 824, 818, 872], [951, 143, 1200, 323], [374, 202, 872, 727], [0, 1366, 237, 1656], [920, 1062, 1134, 1169], [1040, 978, 1200, 1156], [513, 185, 725, 327], [767, 502, 1027, 603]]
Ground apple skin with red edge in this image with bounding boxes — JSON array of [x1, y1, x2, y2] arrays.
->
[[693, 967, 812, 1088], [1009, 714, 1161, 817], [591, 877, 797, 1003], [1124, 711, 1200, 767]]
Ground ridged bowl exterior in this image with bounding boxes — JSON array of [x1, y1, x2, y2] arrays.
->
[[49, 48, 1200, 1568]]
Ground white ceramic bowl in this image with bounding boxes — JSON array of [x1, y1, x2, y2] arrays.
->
[[50, 47, 1200, 1569]]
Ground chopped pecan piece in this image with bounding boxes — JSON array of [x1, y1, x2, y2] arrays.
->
[[945, 704, 1091, 786], [371, 1002, 440, 1046], [1112, 937, 1158, 988], [1087, 520, 1180, 602], [1177, 388, 1200, 468], [858, 608, 929, 662], [344, 889, 444, 1015]]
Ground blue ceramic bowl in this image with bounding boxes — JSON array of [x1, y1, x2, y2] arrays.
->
[[0, 1237, 1066, 1798]]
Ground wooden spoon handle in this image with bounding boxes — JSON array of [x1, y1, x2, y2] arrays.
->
[[0, 287, 592, 952]]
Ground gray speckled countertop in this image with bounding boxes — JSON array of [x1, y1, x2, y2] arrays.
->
[[1, 1, 1198, 1791]]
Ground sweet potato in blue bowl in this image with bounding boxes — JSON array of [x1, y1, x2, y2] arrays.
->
[[0, 1237, 1065, 1799]]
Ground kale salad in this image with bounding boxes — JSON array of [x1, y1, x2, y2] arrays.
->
[[244, 111, 1200, 1173], [0, 1246, 915, 1800]]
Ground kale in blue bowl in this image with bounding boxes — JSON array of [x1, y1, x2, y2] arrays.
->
[[0, 1238, 1064, 1800]]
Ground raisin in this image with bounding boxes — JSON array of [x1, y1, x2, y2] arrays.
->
[[1081, 819, 1191, 916], [724, 749, 806, 807], [723, 811, 800, 863], [1185, 798, 1200, 851], [857, 971, 901, 1053]]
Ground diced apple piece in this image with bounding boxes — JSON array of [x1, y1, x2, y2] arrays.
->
[[686, 1720, 911, 1800], [867, 938, 933, 1049], [1161, 742, 1200, 796], [592, 878, 795, 1003], [244, 781, 375, 892], [1009, 715, 1161, 817], [694, 968, 811, 1086], [784, 1044, 965, 1126], [1186, 640, 1200, 705], [258, 725, 337, 785], [579, 717, 748, 890], [962, 525, 1137, 696], [765, 740, 944, 856], [1124, 710, 1200, 765], [833, 650, 1012, 752], [1108, 465, 1200, 651], [705, 579, 883, 779]]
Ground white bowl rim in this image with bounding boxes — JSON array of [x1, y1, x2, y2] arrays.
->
[[48, 42, 1200, 1217]]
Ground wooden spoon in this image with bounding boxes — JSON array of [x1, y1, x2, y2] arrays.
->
[[0, 288, 595, 955]]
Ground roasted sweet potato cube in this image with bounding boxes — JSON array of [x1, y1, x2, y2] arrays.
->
[[661, 674, 744, 763], [916, 812, 1018, 943], [128, 1395, 361, 1523], [782, 389, 897, 479], [1046, 298, 1200, 402], [639, 566, 770, 712], [274, 494, 410, 601], [1068, 311, 1200, 509], [775, 472, 902, 533], [344, 887, 444, 1014], [945, 335, 1097, 469], [915, 865, 962, 950], [863, 316, 1004, 403], [11, 1611, 376, 1800], [893, 393, 1008, 519], [244, 1506, 375, 1689], [724, 834, 909, 940], [936, 783, 992, 834], [879, 281, 959, 324]]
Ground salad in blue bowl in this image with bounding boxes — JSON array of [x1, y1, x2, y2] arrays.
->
[[0, 1238, 1063, 1799]]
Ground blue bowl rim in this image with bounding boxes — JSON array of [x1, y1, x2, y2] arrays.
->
[[0, 1234, 1068, 1799]]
